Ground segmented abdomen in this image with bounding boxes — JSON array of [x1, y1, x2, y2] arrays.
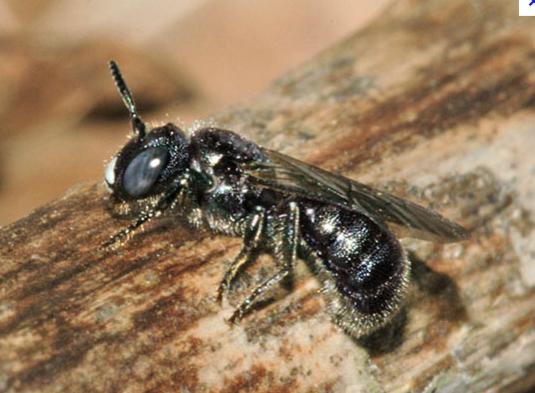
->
[[300, 202, 406, 316]]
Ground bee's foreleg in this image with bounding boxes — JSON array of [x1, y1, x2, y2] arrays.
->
[[216, 206, 265, 303], [100, 211, 157, 250], [229, 201, 300, 323], [101, 182, 182, 250]]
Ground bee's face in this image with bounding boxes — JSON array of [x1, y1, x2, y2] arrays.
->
[[105, 123, 190, 201]]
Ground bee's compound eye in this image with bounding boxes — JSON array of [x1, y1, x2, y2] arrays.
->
[[105, 156, 117, 188], [123, 146, 169, 198]]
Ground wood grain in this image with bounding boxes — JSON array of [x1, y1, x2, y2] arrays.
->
[[1, 1, 534, 392]]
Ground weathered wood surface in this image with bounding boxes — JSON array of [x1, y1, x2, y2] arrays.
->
[[1, 1, 535, 392]]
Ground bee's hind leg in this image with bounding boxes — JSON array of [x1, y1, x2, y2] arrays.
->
[[216, 206, 266, 303], [229, 201, 300, 324]]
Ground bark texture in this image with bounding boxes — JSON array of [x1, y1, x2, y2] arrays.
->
[[1, 1, 535, 392]]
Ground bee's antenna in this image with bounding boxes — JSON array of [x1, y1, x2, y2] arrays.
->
[[108, 60, 146, 139]]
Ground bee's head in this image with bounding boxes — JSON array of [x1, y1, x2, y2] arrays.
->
[[105, 123, 190, 200], [104, 61, 190, 202]]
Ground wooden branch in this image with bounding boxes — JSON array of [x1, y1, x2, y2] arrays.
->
[[1, 1, 535, 392]]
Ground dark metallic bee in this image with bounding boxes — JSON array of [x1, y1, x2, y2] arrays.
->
[[103, 61, 468, 338]]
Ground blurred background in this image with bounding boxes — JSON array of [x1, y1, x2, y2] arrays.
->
[[0, 0, 390, 226]]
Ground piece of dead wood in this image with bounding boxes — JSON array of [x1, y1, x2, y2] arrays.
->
[[1, 1, 535, 392]]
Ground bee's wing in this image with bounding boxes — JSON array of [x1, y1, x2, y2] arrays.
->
[[245, 148, 469, 242]]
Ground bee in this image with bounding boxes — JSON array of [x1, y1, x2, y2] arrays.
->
[[103, 61, 468, 338]]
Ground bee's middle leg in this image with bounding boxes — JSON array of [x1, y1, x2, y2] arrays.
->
[[229, 201, 300, 323], [216, 206, 265, 303]]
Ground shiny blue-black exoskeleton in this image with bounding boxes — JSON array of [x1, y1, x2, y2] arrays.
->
[[104, 61, 468, 338]]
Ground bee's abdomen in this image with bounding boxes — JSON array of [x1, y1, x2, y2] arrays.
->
[[300, 203, 406, 316]]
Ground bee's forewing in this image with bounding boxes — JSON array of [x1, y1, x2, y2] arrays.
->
[[245, 149, 469, 242]]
